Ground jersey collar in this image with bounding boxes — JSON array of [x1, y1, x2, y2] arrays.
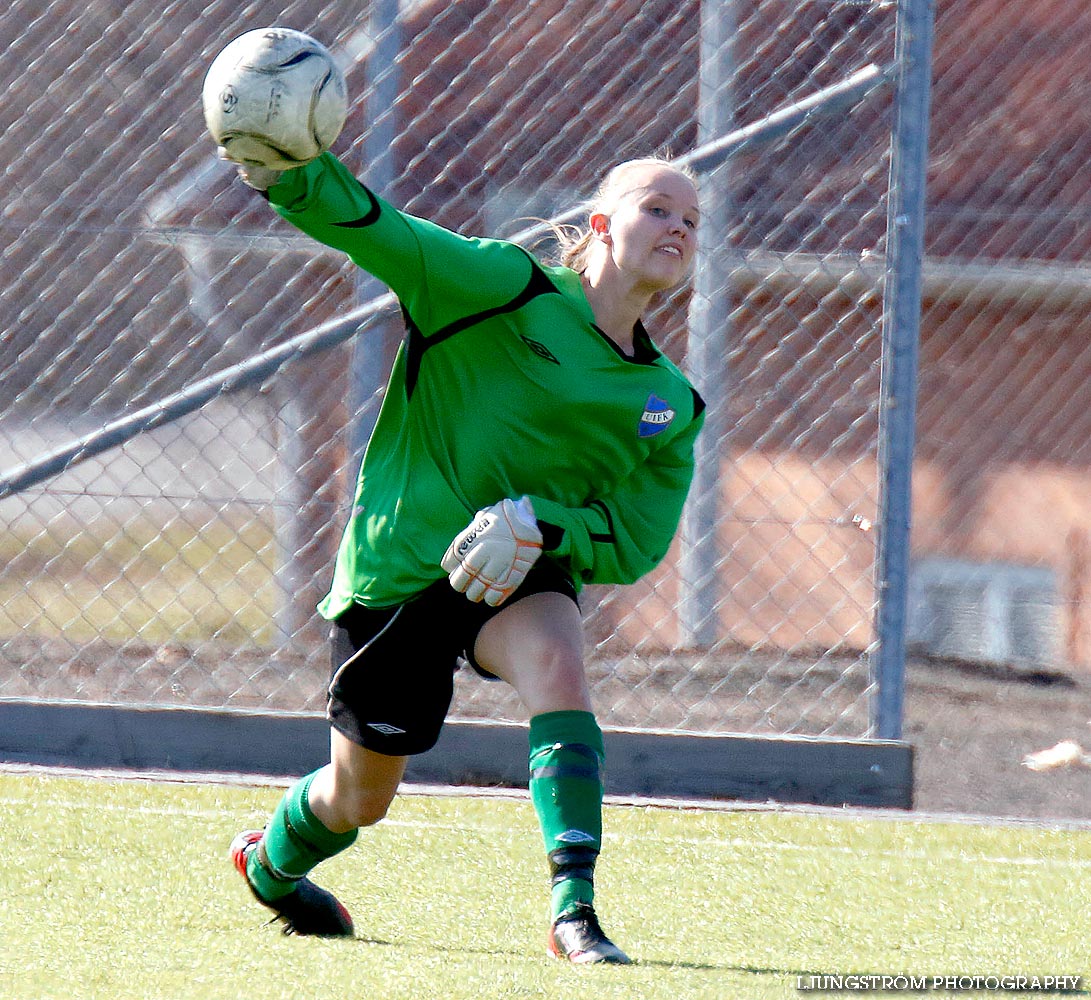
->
[[552, 265, 662, 365]]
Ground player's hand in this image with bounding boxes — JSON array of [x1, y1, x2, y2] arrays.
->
[[217, 146, 283, 191], [442, 497, 543, 607]]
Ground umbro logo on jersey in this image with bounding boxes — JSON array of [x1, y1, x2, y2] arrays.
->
[[367, 722, 407, 736], [521, 335, 561, 364], [639, 394, 676, 437]]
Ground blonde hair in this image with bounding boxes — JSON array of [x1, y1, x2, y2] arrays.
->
[[551, 156, 698, 272]]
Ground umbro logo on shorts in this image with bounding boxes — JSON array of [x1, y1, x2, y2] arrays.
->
[[367, 722, 407, 736]]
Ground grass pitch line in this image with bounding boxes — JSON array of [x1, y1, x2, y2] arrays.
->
[[0, 794, 229, 821], [8, 792, 1091, 871]]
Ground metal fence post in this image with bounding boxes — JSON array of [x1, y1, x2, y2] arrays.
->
[[680, 0, 736, 648], [872, 0, 936, 739]]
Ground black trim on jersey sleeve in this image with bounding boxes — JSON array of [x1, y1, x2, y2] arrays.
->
[[402, 259, 560, 399], [330, 180, 382, 228], [540, 502, 615, 552], [401, 306, 425, 397], [586, 500, 616, 543], [691, 387, 706, 419], [427, 262, 559, 348], [539, 520, 566, 552]]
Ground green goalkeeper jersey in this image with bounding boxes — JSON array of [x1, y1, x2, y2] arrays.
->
[[265, 153, 705, 617]]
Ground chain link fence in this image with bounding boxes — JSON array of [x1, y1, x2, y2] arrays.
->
[[2, 0, 925, 740], [906, 1, 1091, 680]]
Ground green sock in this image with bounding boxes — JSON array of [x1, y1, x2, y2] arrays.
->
[[528, 710, 605, 921], [246, 770, 358, 902]]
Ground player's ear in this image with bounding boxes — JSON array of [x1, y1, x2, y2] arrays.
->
[[589, 211, 611, 242]]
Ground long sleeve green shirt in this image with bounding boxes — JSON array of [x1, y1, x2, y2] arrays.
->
[[265, 153, 705, 617]]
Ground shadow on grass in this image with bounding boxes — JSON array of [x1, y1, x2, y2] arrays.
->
[[637, 959, 819, 975], [351, 935, 771, 974]]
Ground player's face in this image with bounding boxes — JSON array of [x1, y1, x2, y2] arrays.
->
[[600, 166, 700, 292]]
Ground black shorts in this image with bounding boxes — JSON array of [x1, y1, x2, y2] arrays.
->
[[326, 558, 578, 756]]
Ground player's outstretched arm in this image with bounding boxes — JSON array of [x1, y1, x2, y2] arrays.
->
[[250, 153, 534, 338]]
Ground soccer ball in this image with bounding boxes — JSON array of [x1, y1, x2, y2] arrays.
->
[[202, 27, 348, 170]]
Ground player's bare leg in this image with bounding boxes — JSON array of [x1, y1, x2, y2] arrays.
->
[[474, 592, 590, 716], [475, 593, 632, 964], [308, 734, 407, 833]]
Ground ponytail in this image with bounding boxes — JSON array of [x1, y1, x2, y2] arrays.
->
[[556, 226, 595, 272]]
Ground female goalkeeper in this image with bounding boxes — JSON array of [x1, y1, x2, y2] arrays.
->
[[226, 149, 704, 965]]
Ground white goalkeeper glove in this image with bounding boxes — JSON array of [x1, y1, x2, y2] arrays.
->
[[217, 146, 283, 191], [441, 497, 543, 607]]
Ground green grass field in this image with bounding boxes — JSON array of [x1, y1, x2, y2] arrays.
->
[[0, 773, 1088, 1000]]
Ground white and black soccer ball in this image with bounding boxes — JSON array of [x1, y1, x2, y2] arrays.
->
[[202, 27, 348, 170]]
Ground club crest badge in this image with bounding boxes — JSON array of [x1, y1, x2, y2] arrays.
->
[[638, 393, 676, 437]]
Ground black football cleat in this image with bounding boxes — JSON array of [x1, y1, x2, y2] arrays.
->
[[548, 903, 632, 964], [230, 829, 354, 937]]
